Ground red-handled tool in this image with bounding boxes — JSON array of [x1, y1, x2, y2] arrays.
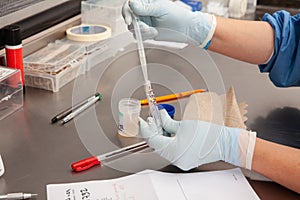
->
[[71, 156, 101, 172], [71, 141, 149, 172]]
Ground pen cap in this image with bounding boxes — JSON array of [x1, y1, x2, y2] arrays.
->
[[4, 25, 22, 46], [158, 104, 175, 118]]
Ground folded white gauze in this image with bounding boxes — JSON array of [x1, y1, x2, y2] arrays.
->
[[182, 87, 271, 181]]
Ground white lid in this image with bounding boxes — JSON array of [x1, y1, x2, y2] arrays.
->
[[24, 43, 85, 73], [0, 155, 4, 177]]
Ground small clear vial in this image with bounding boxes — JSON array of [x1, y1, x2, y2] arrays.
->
[[118, 98, 141, 137]]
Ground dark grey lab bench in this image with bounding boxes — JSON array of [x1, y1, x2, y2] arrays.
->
[[0, 41, 299, 200]]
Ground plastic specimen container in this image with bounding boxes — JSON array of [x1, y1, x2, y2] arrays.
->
[[118, 98, 141, 137]]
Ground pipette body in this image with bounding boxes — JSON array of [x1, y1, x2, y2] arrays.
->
[[131, 14, 163, 131]]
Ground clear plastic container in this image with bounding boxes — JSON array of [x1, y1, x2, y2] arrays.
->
[[0, 66, 23, 120], [246, 0, 257, 14], [81, 0, 128, 36], [228, 0, 247, 18], [82, 0, 124, 20], [118, 98, 141, 137], [81, 0, 135, 61], [206, 0, 229, 17], [23, 43, 86, 92]]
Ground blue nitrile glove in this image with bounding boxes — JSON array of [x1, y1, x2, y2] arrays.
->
[[139, 109, 256, 170], [122, 0, 217, 49]]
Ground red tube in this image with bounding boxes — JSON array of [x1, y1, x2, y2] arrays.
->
[[4, 25, 25, 89]]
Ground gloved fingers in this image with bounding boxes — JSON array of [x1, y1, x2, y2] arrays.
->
[[146, 117, 159, 132], [128, 21, 158, 40], [139, 116, 174, 150], [122, 0, 158, 25], [122, 0, 133, 25], [129, 0, 163, 17], [138, 21, 158, 40], [139, 117, 157, 138], [160, 109, 180, 134]]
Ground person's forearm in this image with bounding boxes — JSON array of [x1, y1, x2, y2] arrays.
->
[[209, 17, 274, 64], [252, 138, 300, 193]]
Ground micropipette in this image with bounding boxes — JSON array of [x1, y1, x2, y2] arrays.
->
[[131, 14, 163, 131]]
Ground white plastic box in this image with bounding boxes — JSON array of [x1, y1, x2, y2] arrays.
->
[[24, 43, 86, 92], [0, 66, 23, 120]]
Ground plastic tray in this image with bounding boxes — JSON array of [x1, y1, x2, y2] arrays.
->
[[24, 43, 86, 92]]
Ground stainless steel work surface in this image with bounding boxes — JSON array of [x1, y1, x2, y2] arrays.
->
[[0, 44, 299, 199]]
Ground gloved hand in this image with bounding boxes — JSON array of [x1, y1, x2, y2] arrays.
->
[[139, 109, 256, 171], [122, 0, 217, 49]]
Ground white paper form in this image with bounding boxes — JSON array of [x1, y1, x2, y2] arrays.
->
[[47, 168, 260, 200], [47, 173, 158, 200], [147, 168, 260, 200]]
